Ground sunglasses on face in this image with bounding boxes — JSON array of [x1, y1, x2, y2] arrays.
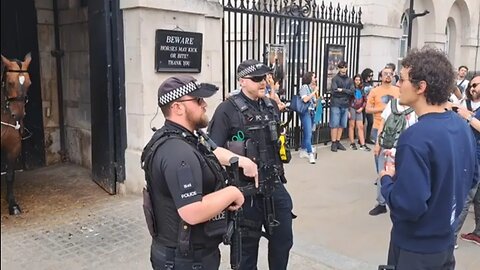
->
[[382, 72, 393, 76], [244, 75, 266, 82], [177, 97, 204, 105]]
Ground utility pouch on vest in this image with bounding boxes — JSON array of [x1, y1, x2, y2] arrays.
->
[[278, 134, 291, 163], [245, 138, 259, 162], [204, 210, 228, 237], [227, 140, 245, 156], [142, 187, 157, 237]]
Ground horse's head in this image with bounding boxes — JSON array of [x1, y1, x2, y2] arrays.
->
[[1, 53, 31, 121]]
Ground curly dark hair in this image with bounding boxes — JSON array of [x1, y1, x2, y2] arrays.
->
[[400, 47, 455, 105], [302, 71, 315, 85], [361, 68, 373, 83]]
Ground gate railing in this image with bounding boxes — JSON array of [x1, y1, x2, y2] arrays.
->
[[222, 0, 363, 147]]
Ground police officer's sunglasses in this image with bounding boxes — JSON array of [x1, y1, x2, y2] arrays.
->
[[177, 97, 204, 105], [244, 75, 266, 82]]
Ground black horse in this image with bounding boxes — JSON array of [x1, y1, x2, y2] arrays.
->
[[1, 53, 31, 215]]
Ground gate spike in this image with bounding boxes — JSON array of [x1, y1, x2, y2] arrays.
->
[[320, 1, 325, 20], [328, 2, 333, 20], [239, 0, 246, 9], [273, 0, 279, 13], [344, 5, 348, 22], [336, 3, 341, 21], [358, 7, 363, 24], [351, 7, 356, 24]]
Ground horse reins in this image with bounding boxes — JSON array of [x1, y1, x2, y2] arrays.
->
[[1, 61, 30, 135]]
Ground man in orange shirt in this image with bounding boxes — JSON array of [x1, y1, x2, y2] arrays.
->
[[366, 66, 400, 216]]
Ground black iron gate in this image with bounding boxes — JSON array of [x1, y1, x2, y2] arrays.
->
[[88, 0, 126, 194], [222, 0, 362, 147]]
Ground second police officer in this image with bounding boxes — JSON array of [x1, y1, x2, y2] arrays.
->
[[208, 60, 294, 270]]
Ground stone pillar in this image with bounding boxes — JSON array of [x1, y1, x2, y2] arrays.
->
[[121, 0, 223, 193]]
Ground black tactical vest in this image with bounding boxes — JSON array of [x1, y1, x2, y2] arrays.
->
[[141, 125, 228, 252]]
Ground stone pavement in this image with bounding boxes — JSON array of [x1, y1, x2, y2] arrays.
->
[[1, 143, 479, 270]]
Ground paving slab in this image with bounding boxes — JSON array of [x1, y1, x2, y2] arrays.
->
[[1, 143, 478, 270]]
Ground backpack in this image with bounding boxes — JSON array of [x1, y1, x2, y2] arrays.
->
[[379, 99, 414, 149], [351, 88, 365, 110]]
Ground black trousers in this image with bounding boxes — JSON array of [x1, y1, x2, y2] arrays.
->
[[240, 184, 294, 270], [365, 112, 374, 141], [150, 241, 220, 270], [387, 241, 455, 270]]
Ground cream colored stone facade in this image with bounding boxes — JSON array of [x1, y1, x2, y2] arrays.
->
[[344, 0, 480, 74], [121, 0, 224, 192]]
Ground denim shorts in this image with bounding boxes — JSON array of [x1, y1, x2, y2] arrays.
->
[[348, 107, 363, 121], [329, 106, 348, 128]]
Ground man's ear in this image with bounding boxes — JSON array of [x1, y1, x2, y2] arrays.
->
[[416, 80, 427, 95]]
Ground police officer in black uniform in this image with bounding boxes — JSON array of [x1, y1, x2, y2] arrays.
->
[[208, 60, 294, 270], [141, 75, 258, 270]]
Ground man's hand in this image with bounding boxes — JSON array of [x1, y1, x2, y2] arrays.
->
[[356, 107, 363, 113], [457, 106, 474, 121], [227, 187, 245, 211], [239, 156, 259, 188], [380, 165, 395, 178]]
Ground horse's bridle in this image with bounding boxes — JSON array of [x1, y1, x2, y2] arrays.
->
[[1, 62, 29, 130]]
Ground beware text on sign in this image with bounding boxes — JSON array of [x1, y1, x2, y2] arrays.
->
[[155, 30, 203, 73]]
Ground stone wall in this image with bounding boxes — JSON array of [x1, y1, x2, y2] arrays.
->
[[121, 0, 224, 193], [343, 0, 480, 74]]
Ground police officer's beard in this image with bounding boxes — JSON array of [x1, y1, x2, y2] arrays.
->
[[186, 109, 209, 129], [196, 114, 209, 129]]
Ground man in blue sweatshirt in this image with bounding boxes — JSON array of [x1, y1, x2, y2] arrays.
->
[[380, 47, 479, 269]]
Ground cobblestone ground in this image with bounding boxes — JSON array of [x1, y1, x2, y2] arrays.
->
[[1, 164, 332, 270]]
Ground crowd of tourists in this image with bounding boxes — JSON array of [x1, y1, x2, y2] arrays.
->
[[142, 47, 478, 270]]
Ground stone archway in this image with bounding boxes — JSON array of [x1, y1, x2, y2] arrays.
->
[[446, 0, 471, 68]]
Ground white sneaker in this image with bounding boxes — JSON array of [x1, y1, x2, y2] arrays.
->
[[308, 153, 316, 164], [299, 149, 308, 159]]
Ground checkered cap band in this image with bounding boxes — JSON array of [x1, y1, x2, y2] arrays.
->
[[158, 81, 200, 106], [237, 63, 265, 79]]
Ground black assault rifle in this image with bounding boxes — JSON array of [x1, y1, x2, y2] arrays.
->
[[197, 130, 243, 270], [223, 156, 243, 270], [245, 123, 281, 235]]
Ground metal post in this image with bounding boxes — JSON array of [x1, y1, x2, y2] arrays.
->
[[407, 0, 429, 52], [407, 0, 414, 52]]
